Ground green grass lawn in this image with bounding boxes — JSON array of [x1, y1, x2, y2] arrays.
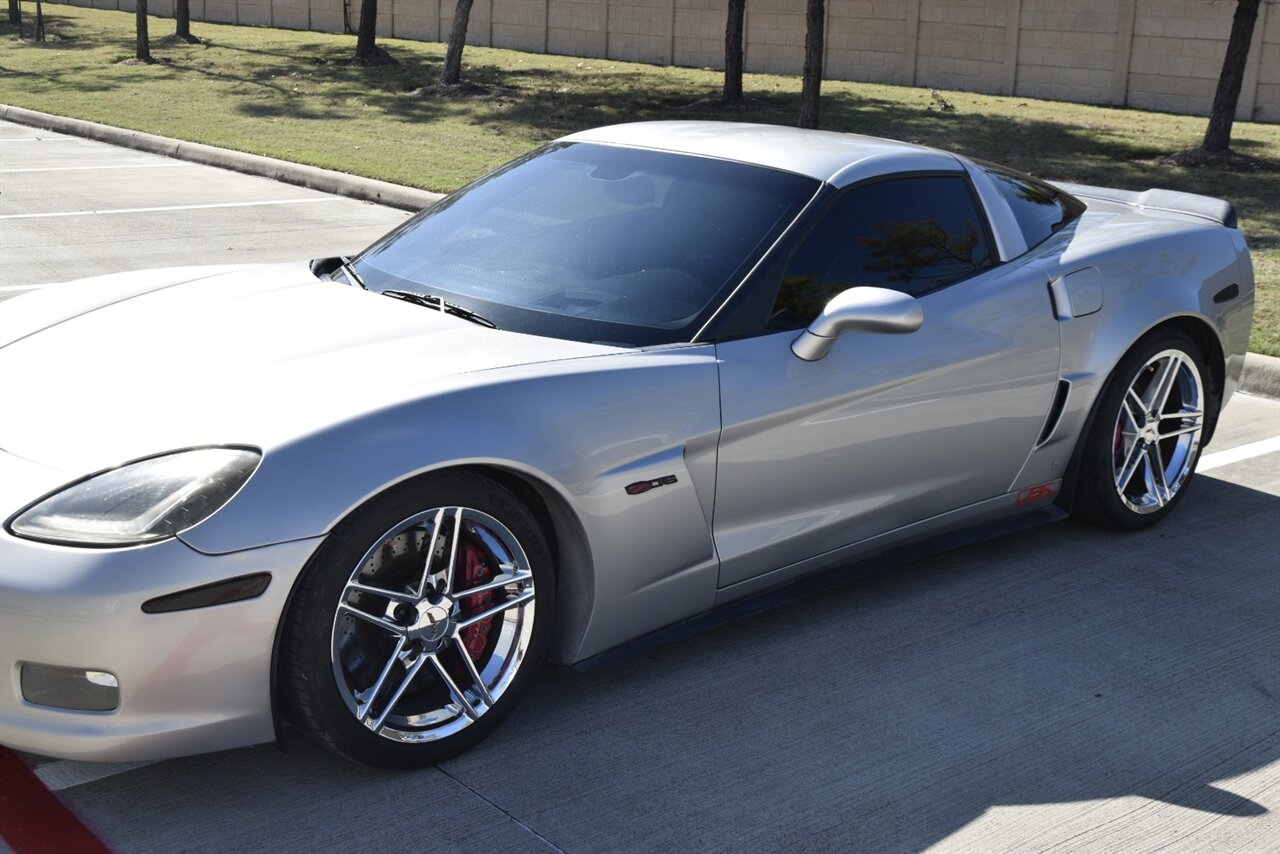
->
[[3, 5, 1278, 354]]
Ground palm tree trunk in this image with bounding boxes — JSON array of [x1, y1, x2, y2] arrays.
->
[[440, 0, 476, 85], [797, 0, 823, 129], [1202, 0, 1262, 153], [723, 0, 745, 102]]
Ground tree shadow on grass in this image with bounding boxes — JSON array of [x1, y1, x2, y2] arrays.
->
[[0, 62, 132, 93], [0, 12, 100, 50], [236, 99, 353, 121]]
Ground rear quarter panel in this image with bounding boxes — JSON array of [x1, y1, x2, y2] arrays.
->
[[1010, 203, 1254, 493]]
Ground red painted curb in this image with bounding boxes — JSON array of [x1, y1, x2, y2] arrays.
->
[[0, 747, 112, 854]]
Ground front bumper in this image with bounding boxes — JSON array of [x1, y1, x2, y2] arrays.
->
[[0, 525, 321, 762]]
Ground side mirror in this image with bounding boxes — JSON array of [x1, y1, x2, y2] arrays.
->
[[791, 286, 923, 361]]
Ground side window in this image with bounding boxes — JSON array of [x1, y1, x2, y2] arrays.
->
[[981, 164, 1085, 252], [769, 175, 994, 328]]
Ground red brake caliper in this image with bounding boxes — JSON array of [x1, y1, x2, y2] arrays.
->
[[458, 541, 496, 662]]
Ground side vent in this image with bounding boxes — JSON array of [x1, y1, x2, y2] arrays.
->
[[1036, 380, 1071, 447], [1213, 283, 1239, 304]]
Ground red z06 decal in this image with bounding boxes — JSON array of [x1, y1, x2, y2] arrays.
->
[[626, 475, 678, 495], [1015, 479, 1062, 506]]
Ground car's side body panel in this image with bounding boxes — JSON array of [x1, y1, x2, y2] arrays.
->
[[712, 260, 1061, 589], [178, 346, 726, 663]]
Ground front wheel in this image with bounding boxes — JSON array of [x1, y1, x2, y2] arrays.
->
[[281, 472, 554, 768], [1073, 330, 1217, 530]]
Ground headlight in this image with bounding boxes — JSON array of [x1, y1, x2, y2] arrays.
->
[[8, 448, 261, 547]]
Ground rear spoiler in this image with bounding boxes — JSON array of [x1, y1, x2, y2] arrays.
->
[[1049, 182, 1238, 229]]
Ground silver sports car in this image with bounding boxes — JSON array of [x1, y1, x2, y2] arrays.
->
[[0, 122, 1254, 768]]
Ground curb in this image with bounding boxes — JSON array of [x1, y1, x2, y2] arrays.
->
[[1240, 352, 1280, 400], [0, 104, 445, 213]]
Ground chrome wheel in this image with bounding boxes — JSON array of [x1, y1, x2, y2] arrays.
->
[[330, 506, 537, 743], [1112, 349, 1205, 515]]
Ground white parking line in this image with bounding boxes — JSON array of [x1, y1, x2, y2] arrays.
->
[[0, 163, 197, 173], [0, 197, 344, 220], [33, 759, 158, 791], [1198, 436, 1280, 472]]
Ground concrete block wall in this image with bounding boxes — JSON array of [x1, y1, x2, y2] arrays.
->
[[743, 0, 805, 75], [1258, 5, 1280, 122], [390, 0, 439, 41], [672, 0, 722, 68], [306, 0, 341, 34], [1129, 0, 1233, 115], [271, 0, 309, 29], [548, 0, 603, 57], [606, 0, 670, 65], [489, 0, 545, 52], [53, 0, 1279, 121], [825, 0, 911, 86], [915, 0, 1008, 95], [1016, 0, 1119, 105]]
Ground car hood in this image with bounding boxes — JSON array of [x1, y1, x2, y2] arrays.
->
[[0, 262, 622, 475]]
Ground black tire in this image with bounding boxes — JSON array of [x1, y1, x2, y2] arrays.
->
[[281, 471, 554, 768], [1073, 329, 1218, 531]]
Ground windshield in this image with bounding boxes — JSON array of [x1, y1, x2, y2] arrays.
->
[[353, 142, 819, 347]]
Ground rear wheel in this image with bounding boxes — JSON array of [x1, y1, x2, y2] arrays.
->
[[1074, 330, 1216, 530], [281, 472, 553, 768]]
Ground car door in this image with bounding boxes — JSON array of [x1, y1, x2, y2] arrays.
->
[[712, 174, 1062, 589]]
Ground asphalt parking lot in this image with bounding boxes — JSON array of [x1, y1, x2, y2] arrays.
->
[[1, 118, 1278, 853]]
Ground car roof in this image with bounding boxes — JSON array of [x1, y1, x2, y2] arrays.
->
[[560, 121, 963, 186]]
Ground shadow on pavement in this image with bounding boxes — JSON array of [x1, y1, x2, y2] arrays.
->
[[63, 475, 1279, 852]]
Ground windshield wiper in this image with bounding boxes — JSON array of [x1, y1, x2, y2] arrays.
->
[[382, 290, 497, 329]]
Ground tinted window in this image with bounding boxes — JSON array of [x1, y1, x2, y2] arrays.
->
[[353, 143, 818, 347], [981, 163, 1085, 251], [770, 175, 993, 327]]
